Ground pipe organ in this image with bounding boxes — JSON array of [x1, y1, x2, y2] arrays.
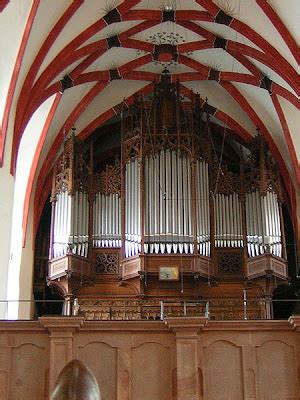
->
[[125, 158, 141, 257], [143, 150, 194, 255], [93, 162, 121, 248], [47, 71, 288, 308], [50, 134, 90, 260]]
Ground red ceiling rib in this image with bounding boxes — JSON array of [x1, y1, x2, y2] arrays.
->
[[60, 80, 108, 136], [118, 54, 152, 75], [12, 16, 158, 172], [33, 82, 154, 232], [271, 94, 300, 185], [272, 84, 300, 110], [1, 0, 297, 242], [12, 1, 145, 175], [195, 0, 299, 94], [177, 20, 215, 41], [177, 83, 252, 143], [221, 79, 297, 228], [34, 81, 110, 208], [0, 0, 40, 167], [118, 20, 159, 41], [230, 19, 299, 92], [22, 93, 61, 245], [70, 51, 107, 80], [220, 81, 293, 194], [178, 54, 210, 76], [178, 40, 213, 53], [12, 0, 85, 174], [12, 1, 300, 177], [122, 71, 158, 82], [19, 53, 152, 141], [228, 42, 299, 95], [256, 0, 300, 65], [117, 0, 143, 15], [195, 0, 219, 16], [79, 82, 154, 141], [0, 0, 9, 12], [226, 50, 262, 79]]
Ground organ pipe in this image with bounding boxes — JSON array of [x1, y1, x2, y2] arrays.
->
[[213, 193, 243, 248], [49, 73, 287, 292], [245, 190, 282, 257]]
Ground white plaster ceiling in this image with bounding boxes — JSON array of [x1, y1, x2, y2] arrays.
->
[[0, 0, 299, 210]]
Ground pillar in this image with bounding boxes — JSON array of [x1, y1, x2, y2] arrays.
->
[[39, 316, 84, 395], [165, 317, 208, 400]]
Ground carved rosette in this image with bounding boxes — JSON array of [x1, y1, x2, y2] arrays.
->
[[95, 251, 119, 274], [217, 251, 243, 275], [94, 160, 121, 196]]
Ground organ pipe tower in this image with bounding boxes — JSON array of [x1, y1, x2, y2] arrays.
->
[[47, 71, 288, 314]]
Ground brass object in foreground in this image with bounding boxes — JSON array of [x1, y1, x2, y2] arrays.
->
[[51, 359, 100, 400]]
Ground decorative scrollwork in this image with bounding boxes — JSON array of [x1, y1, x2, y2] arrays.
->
[[95, 252, 119, 274], [94, 158, 121, 196], [218, 251, 242, 275]]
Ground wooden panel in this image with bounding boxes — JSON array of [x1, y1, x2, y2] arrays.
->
[[132, 342, 172, 400], [0, 371, 8, 400], [10, 343, 47, 400], [203, 340, 244, 400], [256, 340, 298, 400], [78, 342, 117, 400]]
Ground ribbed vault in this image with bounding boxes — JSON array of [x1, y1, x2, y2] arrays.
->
[[0, 0, 299, 243]]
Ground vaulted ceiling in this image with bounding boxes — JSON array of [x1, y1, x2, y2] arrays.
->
[[0, 0, 299, 234]]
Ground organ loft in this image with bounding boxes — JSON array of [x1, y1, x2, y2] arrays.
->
[[35, 70, 290, 320]]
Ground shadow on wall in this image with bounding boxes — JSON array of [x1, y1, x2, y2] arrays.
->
[[273, 284, 300, 319], [50, 359, 101, 400]]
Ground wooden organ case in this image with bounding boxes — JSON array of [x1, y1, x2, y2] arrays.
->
[[46, 72, 288, 320]]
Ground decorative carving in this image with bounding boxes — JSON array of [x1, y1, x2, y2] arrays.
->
[[218, 251, 242, 275], [209, 298, 262, 320], [210, 159, 241, 195], [94, 159, 121, 195], [244, 134, 282, 199], [79, 298, 263, 321], [122, 72, 212, 163], [95, 252, 119, 274], [53, 131, 92, 197]]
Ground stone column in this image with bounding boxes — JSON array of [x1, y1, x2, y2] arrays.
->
[[39, 316, 84, 395], [165, 317, 208, 400]]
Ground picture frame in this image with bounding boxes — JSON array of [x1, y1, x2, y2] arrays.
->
[[159, 266, 179, 281]]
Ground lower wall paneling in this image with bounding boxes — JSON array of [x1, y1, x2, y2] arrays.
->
[[0, 317, 299, 399], [77, 341, 118, 400]]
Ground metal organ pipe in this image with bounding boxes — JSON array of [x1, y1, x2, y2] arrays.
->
[[177, 152, 183, 254], [159, 150, 165, 254], [92, 188, 121, 250], [144, 156, 149, 253], [52, 188, 90, 259], [245, 190, 282, 258], [195, 160, 210, 256], [172, 151, 178, 253], [213, 192, 243, 248], [166, 149, 172, 254], [143, 150, 196, 255], [154, 154, 160, 254], [136, 159, 141, 254], [187, 155, 193, 254]]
